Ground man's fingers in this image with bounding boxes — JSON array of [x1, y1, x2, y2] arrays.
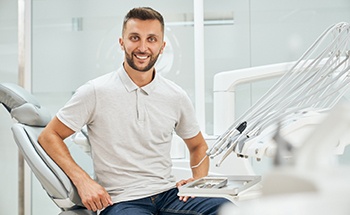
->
[[88, 201, 97, 212], [82, 199, 92, 211], [179, 195, 195, 202], [107, 196, 114, 206], [101, 195, 113, 208], [83, 194, 110, 212], [176, 180, 186, 187], [176, 178, 194, 187], [95, 199, 103, 211], [177, 178, 196, 202]]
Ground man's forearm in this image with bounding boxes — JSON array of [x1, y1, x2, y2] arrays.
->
[[190, 144, 209, 179], [38, 130, 91, 184]]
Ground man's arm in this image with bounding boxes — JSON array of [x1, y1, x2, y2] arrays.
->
[[176, 131, 209, 201], [184, 131, 209, 179], [38, 116, 113, 211]]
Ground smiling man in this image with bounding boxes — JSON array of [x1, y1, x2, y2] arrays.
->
[[121, 17, 164, 73], [38, 7, 230, 215]]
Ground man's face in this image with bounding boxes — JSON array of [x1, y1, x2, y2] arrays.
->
[[119, 18, 165, 72]]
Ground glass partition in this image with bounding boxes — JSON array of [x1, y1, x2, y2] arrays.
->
[[0, 1, 19, 214], [31, 1, 195, 214], [203, 0, 350, 135]]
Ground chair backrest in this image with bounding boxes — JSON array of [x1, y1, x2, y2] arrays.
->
[[0, 83, 92, 213]]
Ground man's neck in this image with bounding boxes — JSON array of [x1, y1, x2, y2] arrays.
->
[[123, 63, 155, 87]]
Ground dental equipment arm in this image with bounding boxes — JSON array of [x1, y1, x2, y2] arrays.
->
[[210, 22, 350, 166]]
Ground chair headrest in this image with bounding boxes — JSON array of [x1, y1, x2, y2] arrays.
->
[[0, 83, 51, 126]]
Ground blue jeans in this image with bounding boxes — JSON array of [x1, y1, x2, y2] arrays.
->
[[101, 188, 232, 215]]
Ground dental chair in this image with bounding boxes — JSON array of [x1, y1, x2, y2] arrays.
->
[[0, 83, 95, 215]]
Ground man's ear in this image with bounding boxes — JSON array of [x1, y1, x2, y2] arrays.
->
[[160, 41, 166, 54], [119, 38, 124, 50]]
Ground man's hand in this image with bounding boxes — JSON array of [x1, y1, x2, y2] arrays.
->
[[38, 117, 114, 212], [76, 178, 113, 212], [176, 178, 195, 202]]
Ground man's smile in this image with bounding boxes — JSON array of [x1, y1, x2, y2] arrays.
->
[[134, 54, 149, 60]]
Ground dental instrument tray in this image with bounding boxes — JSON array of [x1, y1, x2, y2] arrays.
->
[[185, 177, 228, 189], [178, 175, 261, 196]]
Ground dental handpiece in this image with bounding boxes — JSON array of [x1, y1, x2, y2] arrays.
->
[[207, 121, 247, 158]]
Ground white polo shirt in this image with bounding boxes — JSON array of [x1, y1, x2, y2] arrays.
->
[[57, 66, 200, 204]]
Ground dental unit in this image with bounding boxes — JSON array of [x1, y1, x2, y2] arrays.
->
[[179, 22, 350, 202]]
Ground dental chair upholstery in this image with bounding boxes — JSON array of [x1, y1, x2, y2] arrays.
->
[[0, 83, 95, 215]]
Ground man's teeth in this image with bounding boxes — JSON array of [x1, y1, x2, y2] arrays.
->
[[136, 55, 148, 60]]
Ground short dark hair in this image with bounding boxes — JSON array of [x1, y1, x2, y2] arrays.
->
[[122, 7, 164, 35]]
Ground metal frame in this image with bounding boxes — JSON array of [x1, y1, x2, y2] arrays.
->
[[18, 0, 32, 214]]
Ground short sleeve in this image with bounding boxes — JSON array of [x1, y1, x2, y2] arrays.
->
[[174, 92, 201, 139], [56, 82, 96, 132]]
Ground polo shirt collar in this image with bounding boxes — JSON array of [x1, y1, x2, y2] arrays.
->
[[118, 66, 158, 95]]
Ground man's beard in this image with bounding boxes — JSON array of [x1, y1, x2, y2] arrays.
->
[[125, 50, 161, 72]]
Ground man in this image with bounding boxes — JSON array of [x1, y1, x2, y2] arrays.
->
[[39, 7, 230, 215]]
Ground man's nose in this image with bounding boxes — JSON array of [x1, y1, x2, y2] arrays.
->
[[137, 40, 148, 52]]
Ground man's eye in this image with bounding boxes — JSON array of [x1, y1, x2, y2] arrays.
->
[[148, 37, 156, 42], [130, 36, 139, 41]]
